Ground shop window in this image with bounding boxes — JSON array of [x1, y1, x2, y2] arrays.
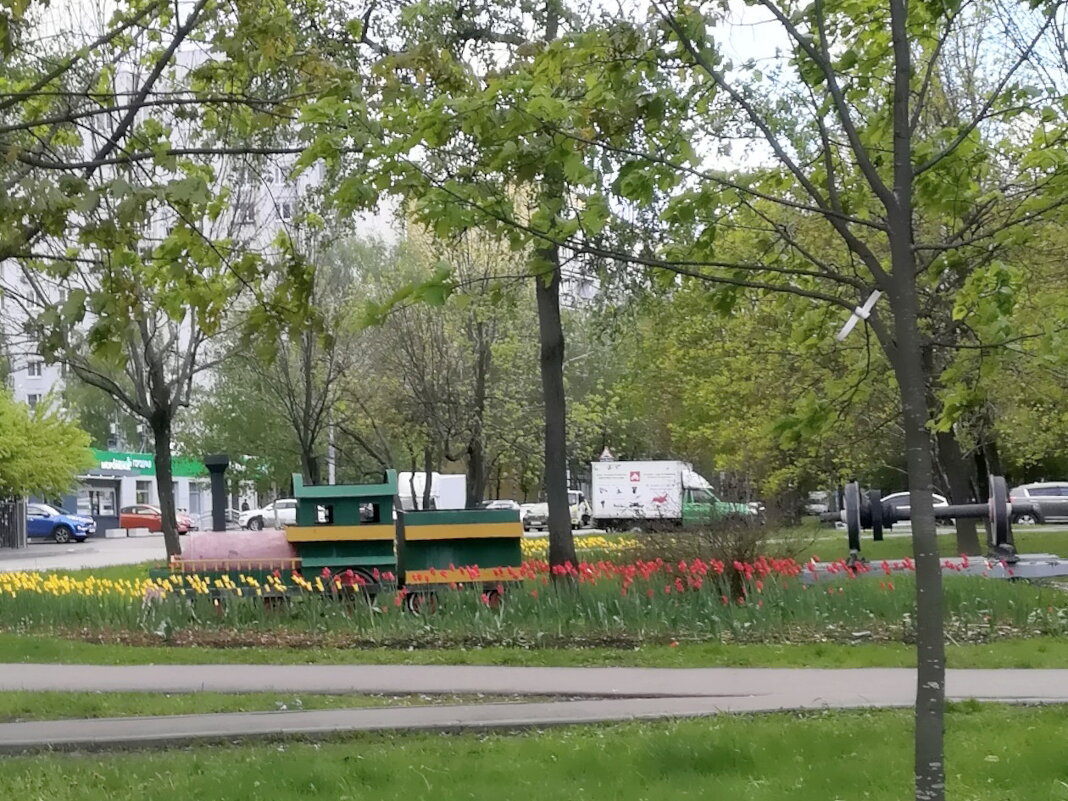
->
[[136, 480, 151, 505], [79, 488, 115, 517]]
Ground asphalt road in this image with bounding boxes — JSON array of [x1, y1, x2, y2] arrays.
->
[[0, 536, 167, 573], [0, 530, 576, 573], [0, 664, 1065, 753]]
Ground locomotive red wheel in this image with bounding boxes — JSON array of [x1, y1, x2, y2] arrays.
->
[[404, 591, 438, 614]]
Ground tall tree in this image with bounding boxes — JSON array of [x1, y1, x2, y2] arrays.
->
[[0, 0, 327, 556], [297, 1, 1068, 795]]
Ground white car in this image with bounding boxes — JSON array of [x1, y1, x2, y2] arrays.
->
[[240, 499, 321, 530], [479, 500, 521, 511], [521, 492, 592, 531], [881, 492, 952, 524], [521, 502, 548, 532]]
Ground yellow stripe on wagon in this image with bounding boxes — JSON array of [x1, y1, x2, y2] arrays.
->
[[405, 567, 522, 584], [402, 522, 523, 541], [285, 524, 396, 542]]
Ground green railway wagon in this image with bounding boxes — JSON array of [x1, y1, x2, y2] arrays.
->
[[397, 507, 523, 609]]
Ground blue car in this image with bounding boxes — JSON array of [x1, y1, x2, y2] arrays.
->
[[26, 503, 96, 543]]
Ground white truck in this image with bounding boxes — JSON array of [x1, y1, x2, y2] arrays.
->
[[590, 460, 754, 530], [397, 472, 467, 510]]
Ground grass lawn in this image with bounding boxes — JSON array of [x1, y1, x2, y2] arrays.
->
[[798, 526, 1068, 561], [50, 562, 159, 582], [0, 690, 520, 722], [2, 631, 1067, 668], [1, 705, 1065, 800]]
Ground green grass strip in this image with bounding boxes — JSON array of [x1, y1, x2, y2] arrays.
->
[[2, 632, 1067, 668], [0, 706, 1064, 799]]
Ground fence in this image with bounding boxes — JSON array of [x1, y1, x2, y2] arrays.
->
[[0, 500, 26, 549]]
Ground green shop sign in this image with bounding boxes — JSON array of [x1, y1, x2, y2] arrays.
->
[[90, 450, 207, 478]]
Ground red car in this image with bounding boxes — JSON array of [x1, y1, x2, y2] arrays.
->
[[119, 505, 196, 534]]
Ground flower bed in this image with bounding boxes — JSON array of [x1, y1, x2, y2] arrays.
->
[[1, 557, 1064, 646]]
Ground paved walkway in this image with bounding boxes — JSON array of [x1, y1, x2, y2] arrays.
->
[[0, 665, 1066, 753]]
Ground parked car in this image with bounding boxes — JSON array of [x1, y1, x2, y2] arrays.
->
[[521, 502, 549, 532], [26, 503, 95, 543], [520, 493, 591, 531], [804, 491, 830, 516], [478, 500, 521, 511], [1010, 482, 1068, 524], [239, 500, 327, 530], [119, 504, 196, 534], [196, 509, 242, 529], [880, 491, 952, 524], [240, 499, 297, 530]]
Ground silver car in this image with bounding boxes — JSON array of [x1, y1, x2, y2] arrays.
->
[[521, 502, 548, 532], [1010, 482, 1068, 524]]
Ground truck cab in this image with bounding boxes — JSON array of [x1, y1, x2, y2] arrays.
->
[[568, 490, 592, 529], [683, 485, 756, 525]]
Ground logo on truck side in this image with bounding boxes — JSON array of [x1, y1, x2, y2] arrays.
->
[[629, 471, 641, 482]]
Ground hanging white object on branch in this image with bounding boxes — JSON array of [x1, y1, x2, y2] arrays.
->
[[836, 290, 882, 342]]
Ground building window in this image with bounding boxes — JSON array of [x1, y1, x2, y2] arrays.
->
[[26, 394, 41, 409], [80, 488, 115, 517], [279, 198, 296, 221], [135, 480, 151, 505], [26, 361, 43, 377], [189, 484, 202, 515], [277, 164, 290, 184], [236, 202, 256, 226]]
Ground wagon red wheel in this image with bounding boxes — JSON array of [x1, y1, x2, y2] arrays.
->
[[483, 587, 504, 609], [349, 568, 379, 604], [262, 594, 287, 614], [405, 591, 438, 615]]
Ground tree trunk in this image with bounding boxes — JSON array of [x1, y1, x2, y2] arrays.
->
[[922, 344, 981, 557], [150, 411, 182, 559], [466, 325, 490, 507], [408, 472, 419, 511], [535, 252, 577, 569], [893, 307, 946, 801], [886, 0, 945, 793], [936, 429, 982, 555], [301, 447, 321, 485], [895, 344, 946, 801], [422, 445, 434, 510], [982, 437, 1003, 478], [531, 0, 576, 572], [467, 436, 486, 508]]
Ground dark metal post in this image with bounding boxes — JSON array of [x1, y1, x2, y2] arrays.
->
[[204, 454, 230, 533]]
